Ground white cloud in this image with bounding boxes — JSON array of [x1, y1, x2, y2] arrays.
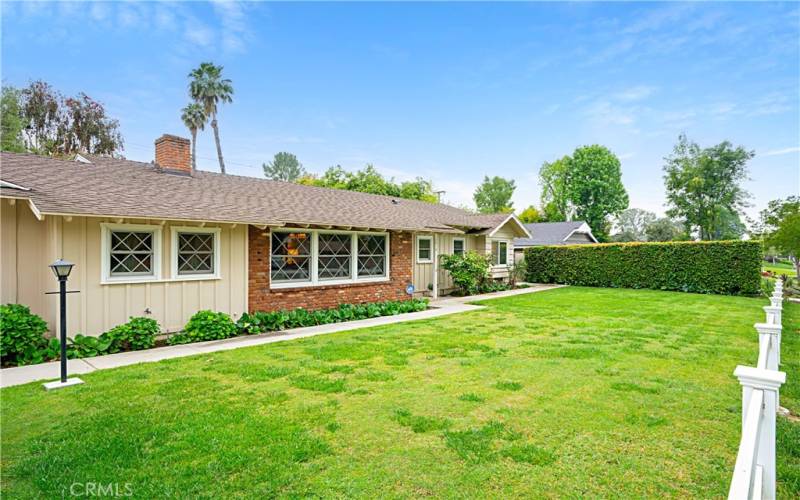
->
[[585, 100, 637, 126], [763, 147, 800, 156], [89, 2, 110, 23], [613, 85, 657, 102], [212, 0, 251, 53], [184, 18, 214, 47]]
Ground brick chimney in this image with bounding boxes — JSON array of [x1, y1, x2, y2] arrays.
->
[[154, 134, 192, 175]]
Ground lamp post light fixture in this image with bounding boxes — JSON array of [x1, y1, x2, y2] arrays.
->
[[43, 259, 84, 391]]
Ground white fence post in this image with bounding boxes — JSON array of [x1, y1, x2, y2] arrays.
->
[[755, 323, 782, 369], [763, 305, 782, 327], [730, 366, 786, 500]]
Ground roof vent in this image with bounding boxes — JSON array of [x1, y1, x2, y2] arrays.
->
[[391, 199, 400, 205]]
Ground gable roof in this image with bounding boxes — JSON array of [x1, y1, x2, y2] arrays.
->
[[0, 152, 510, 234], [513, 221, 596, 247]]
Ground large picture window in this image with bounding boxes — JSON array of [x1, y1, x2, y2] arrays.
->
[[318, 233, 352, 280], [271, 232, 312, 283], [358, 234, 387, 277], [270, 230, 389, 288]]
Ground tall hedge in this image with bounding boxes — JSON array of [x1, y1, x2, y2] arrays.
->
[[524, 240, 761, 296]]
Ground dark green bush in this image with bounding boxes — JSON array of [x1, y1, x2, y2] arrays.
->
[[67, 334, 113, 359], [0, 304, 52, 366], [169, 310, 236, 345], [524, 240, 761, 296], [235, 299, 429, 337], [102, 316, 159, 352], [440, 251, 492, 295]]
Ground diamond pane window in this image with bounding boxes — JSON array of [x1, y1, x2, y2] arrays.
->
[[358, 234, 386, 277], [110, 231, 154, 276], [318, 233, 352, 280], [271, 232, 311, 282], [177, 232, 215, 275]]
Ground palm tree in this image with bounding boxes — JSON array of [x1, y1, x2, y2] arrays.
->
[[180, 103, 206, 172], [188, 62, 233, 174]]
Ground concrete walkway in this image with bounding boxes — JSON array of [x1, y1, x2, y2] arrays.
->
[[0, 284, 562, 389]]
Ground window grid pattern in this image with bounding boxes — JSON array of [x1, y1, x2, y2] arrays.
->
[[271, 232, 311, 282], [177, 233, 215, 275], [453, 239, 465, 256], [418, 237, 432, 261], [318, 233, 352, 280], [110, 231, 154, 276], [358, 235, 386, 277]]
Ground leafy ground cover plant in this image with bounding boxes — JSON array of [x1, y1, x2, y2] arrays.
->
[[235, 299, 429, 337], [168, 310, 237, 345], [0, 304, 51, 366]]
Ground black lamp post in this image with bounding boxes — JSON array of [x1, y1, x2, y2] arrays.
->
[[46, 259, 81, 389]]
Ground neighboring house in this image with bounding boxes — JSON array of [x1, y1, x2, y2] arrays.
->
[[0, 134, 529, 336], [513, 221, 597, 262]]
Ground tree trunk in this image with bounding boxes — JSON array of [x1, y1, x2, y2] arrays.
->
[[191, 129, 197, 172], [211, 113, 225, 174]]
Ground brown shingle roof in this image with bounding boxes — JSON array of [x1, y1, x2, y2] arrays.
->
[[0, 152, 509, 233]]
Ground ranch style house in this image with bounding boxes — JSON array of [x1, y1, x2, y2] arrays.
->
[[0, 134, 529, 336]]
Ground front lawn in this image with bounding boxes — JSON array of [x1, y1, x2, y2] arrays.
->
[[2, 287, 798, 497]]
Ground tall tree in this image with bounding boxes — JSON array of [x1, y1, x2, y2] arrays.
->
[[645, 217, 686, 242], [538, 156, 571, 222], [566, 145, 629, 241], [61, 93, 123, 155], [518, 206, 541, 223], [3, 81, 123, 156], [263, 152, 305, 181], [298, 164, 438, 203], [188, 62, 233, 174], [1, 86, 25, 152], [663, 134, 753, 240], [180, 103, 206, 171], [612, 208, 656, 242], [473, 176, 516, 213], [759, 196, 800, 277]]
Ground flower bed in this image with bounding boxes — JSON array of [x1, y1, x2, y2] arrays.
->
[[0, 298, 430, 367]]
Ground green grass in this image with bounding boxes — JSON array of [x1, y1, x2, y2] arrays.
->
[[1, 287, 798, 498], [764, 261, 796, 276]]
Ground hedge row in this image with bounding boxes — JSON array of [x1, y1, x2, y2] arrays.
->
[[524, 240, 761, 296]]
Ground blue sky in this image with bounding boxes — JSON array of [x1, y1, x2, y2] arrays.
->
[[3, 1, 798, 219]]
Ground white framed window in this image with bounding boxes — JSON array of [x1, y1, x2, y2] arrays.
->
[[453, 238, 465, 256], [171, 227, 221, 279], [271, 231, 313, 284], [101, 223, 162, 283], [270, 229, 389, 288], [491, 240, 508, 266], [417, 235, 433, 263], [358, 234, 388, 278], [318, 232, 353, 281]]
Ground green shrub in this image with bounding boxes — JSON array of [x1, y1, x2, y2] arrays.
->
[[234, 299, 429, 337], [524, 240, 761, 296], [0, 304, 51, 366], [441, 251, 492, 295], [67, 334, 113, 359], [102, 317, 159, 353], [169, 310, 236, 345]]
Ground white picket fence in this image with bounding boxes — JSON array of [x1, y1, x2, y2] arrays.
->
[[728, 280, 787, 500]]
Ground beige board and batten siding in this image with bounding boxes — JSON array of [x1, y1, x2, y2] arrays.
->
[[485, 223, 515, 278], [412, 232, 480, 295], [0, 200, 248, 337]]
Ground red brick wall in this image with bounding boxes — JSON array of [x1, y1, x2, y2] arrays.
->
[[155, 134, 191, 174], [248, 227, 413, 312]]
